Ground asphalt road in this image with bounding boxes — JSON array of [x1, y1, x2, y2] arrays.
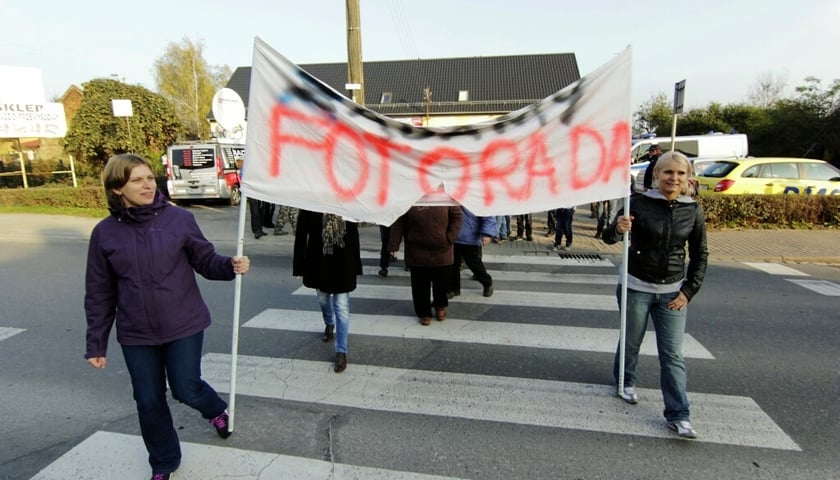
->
[[0, 206, 838, 480]]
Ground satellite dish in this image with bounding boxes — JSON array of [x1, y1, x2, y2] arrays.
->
[[212, 88, 246, 132]]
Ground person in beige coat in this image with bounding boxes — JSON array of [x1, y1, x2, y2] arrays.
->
[[389, 206, 463, 325]]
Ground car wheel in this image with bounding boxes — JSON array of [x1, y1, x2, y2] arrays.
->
[[229, 185, 241, 206]]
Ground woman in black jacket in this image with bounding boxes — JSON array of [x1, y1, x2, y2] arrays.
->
[[603, 151, 708, 439], [293, 210, 362, 372]]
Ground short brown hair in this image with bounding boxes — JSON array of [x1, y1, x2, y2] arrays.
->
[[102, 154, 154, 209]]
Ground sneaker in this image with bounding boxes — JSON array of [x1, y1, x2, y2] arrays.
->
[[334, 353, 347, 373], [323, 324, 335, 342], [667, 420, 698, 439], [618, 386, 638, 404], [419, 316, 432, 326], [273, 229, 289, 236], [378, 268, 388, 277], [552, 245, 562, 252], [151, 473, 172, 480], [253, 230, 266, 239], [209, 411, 231, 439], [483, 285, 494, 297], [435, 307, 446, 321]]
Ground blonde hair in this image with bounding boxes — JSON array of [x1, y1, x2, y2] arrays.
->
[[102, 154, 154, 209], [653, 151, 693, 196]]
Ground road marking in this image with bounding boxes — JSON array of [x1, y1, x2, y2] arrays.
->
[[31, 431, 467, 480], [203, 354, 799, 451], [742, 262, 809, 276], [0, 327, 25, 342], [786, 279, 840, 296], [363, 265, 617, 285], [294, 284, 618, 311], [244, 309, 714, 359], [362, 250, 616, 267]]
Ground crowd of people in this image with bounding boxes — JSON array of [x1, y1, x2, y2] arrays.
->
[[84, 151, 708, 479]]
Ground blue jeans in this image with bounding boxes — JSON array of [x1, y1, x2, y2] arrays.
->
[[317, 290, 350, 354], [121, 331, 227, 473], [613, 287, 690, 422]]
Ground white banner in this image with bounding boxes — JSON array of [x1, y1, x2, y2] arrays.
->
[[243, 37, 632, 225]]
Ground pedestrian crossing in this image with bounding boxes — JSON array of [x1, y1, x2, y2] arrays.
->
[[743, 261, 840, 295], [30, 254, 804, 479]]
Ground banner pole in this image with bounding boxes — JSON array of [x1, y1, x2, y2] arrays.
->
[[228, 193, 248, 431], [617, 193, 631, 397]]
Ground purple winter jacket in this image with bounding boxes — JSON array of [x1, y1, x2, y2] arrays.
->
[[84, 195, 235, 358]]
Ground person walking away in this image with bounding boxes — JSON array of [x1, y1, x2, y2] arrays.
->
[[602, 151, 708, 439], [293, 209, 362, 373], [449, 207, 496, 298], [642, 144, 663, 191], [594, 198, 618, 239], [494, 215, 510, 243], [389, 206, 462, 325], [85, 154, 251, 480], [553, 206, 575, 250]]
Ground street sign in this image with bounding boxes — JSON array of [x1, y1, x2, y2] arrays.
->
[[673, 79, 686, 114]]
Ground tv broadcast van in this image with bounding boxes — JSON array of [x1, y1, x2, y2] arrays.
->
[[629, 133, 749, 193], [166, 142, 245, 205]]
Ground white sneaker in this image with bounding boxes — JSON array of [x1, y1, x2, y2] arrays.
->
[[667, 420, 698, 439], [618, 386, 638, 404]]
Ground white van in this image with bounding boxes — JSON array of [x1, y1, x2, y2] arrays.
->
[[166, 142, 245, 205], [629, 133, 748, 193]]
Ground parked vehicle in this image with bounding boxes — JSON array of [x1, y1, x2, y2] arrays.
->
[[695, 157, 840, 195], [166, 142, 245, 205], [629, 134, 749, 193]]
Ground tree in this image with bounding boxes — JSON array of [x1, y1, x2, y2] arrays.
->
[[63, 79, 181, 175], [747, 71, 787, 108], [633, 92, 671, 136], [154, 37, 232, 141]]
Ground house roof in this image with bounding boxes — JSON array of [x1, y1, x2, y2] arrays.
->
[[223, 52, 580, 118]]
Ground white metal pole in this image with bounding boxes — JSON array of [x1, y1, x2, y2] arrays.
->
[[227, 192, 248, 431], [617, 193, 631, 397]]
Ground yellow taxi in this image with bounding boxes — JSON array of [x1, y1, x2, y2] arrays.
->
[[695, 157, 840, 195]]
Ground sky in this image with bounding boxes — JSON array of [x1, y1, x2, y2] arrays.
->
[[3, 0, 840, 111]]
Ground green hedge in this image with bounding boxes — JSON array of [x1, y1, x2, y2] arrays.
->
[[0, 186, 838, 229]]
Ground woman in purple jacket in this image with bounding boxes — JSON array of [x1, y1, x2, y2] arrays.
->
[[84, 154, 250, 480]]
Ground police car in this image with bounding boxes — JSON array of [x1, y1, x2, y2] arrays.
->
[[695, 157, 840, 195]]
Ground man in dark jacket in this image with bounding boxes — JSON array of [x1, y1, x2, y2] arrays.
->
[[449, 207, 496, 298], [642, 144, 663, 191]]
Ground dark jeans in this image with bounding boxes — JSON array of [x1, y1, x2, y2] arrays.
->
[[121, 331, 227, 473], [554, 208, 574, 246], [409, 265, 450, 318], [450, 243, 492, 293], [379, 225, 391, 269]]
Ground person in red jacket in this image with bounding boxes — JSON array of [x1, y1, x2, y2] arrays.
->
[[84, 154, 250, 480]]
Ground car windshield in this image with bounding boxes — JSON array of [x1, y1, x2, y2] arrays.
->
[[697, 161, 738, 178]]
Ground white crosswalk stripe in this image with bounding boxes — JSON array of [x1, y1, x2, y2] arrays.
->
[[743, 262, 840, 295], [31, 431, 468, 480], [202, 354, 798, 451], [0, 327, 25, 342], [244, 308, 715, 359], [364, 265, 618, 284], [296, 284, 617, 311]]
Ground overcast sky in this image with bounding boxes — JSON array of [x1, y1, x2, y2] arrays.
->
[[3, 0, 839, 110]]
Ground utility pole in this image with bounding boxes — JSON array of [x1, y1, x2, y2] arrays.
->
[[346, 0, 365, 105]]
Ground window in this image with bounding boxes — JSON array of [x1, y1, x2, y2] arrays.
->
[[767, 163, 799, 179], [802, 162, 840, 180], [380, 92, 392, 104], [458, 90, 469, 101]]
